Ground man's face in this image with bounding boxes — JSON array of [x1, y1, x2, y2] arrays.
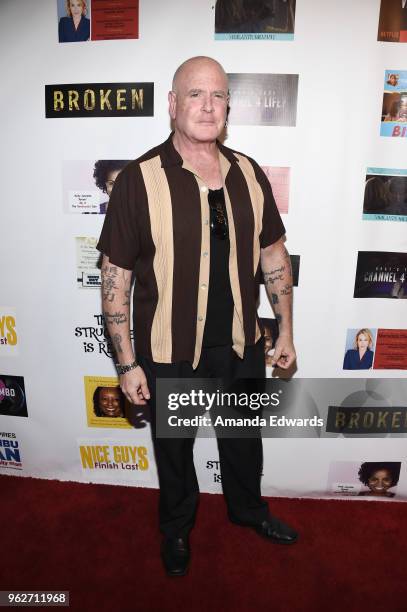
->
[[169, 60, 229, 144], [98, 387, 123, 418], [389, 75, 398, 86]]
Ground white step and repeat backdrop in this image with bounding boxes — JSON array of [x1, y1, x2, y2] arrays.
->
[[1, 0, 407, 502]]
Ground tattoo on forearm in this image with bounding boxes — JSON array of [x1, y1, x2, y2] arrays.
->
[[101, 265, 119, 303], [264, 274, 283, 285], [104, 312, 127, 325], [275, 314, 282, 325], [280, 284, 293, 296], [112, 333, 123, 354], [271, 293, 279, 305], [264, 266, 286, 286], [123, 289, 131, 306]]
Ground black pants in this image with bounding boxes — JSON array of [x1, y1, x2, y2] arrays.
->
[[138, 339, 269, 537]]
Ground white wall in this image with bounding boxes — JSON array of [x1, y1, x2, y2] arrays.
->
[[1, 0, 406, 501]]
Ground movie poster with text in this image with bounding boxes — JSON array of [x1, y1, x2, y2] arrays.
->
[[261, 167, 290, 214], [353, 251, 407, 298], [0, 308, 18, 356], [378, 0, 407, 42], [84, 375, 149, 429], [380, 70, 407, 137], [57, 0, 139, 43], [0, 432, 23, 471], [363, 168, 407, 222], [0, 375, 27, 417], [63, 160, 129, 213], [76, 237, 101, 288], [215, 0, 296, 40], [328, 461, 402, 498], [78, 437, 153, 484], [227, 73, 298, 126]]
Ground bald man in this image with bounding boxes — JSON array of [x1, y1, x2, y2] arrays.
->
[[98, 56, 298, 577]]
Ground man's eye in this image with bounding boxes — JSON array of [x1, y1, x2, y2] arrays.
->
[[190, 92, 199, 97]]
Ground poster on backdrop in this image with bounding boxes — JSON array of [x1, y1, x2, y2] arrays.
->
[[380, 70, 407, 137], [373, 329, 407, 369], [0, 309, 18, 356], [227, 73, 298, 126], [342, 328, 378, 370], [363, 168, 407, 222], [261, 167, 290, 214], [62, 160, 129, 213], [0, 375, 27, 417], [328, 461, 402, 498], [57, 0, 139, 43], [78, 438, 153, 485], [353, 251, 407, 298], [0, 432, 23, 472], [74, 313, 134, 358], [45, 83, 153, 118], [214, 0, 296, 40], [76, 237, 101, 288], [343, 327, 407, 370], [377, 0, 407, 42], [84, 376, 150, 429]]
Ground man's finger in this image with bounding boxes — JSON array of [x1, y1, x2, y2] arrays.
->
[[140, 381, 150, 400], [271, 346, 283, 366]]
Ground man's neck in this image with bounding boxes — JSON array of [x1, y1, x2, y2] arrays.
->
[[172, 131, 219, 163]]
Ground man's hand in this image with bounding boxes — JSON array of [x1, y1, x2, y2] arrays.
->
[[271, 333, 296, 369], [120, 366, 150, 405]]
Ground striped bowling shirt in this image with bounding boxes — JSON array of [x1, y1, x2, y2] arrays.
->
[[97, 133, 285, 369]]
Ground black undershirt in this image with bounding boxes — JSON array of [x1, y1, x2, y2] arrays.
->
[[202, 188, 234, 347]]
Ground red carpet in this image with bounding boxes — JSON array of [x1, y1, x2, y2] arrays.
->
[[1, 474, 406, 612]]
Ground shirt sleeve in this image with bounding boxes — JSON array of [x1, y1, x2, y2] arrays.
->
[[250, 160, 286, 248], [96, 163, 140, 271]]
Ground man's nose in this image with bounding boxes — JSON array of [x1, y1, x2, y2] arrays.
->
[[201, 94, 214, 112]]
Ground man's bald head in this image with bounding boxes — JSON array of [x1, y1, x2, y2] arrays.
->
[[172, 56, 228, 93]]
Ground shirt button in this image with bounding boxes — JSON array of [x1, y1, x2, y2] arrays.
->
[[203, 252, 208, 257], [205, 219, 209, 225], [198, 316, 203, 321], [201, 283, 207, 290], [201, 185, 208, 193]]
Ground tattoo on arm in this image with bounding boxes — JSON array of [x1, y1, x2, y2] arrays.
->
[[123, 289, 131, 306], [271, 293, 279, 305], [104, 312, 127, 325], [263, 266, 285, 286], [101, 265, 119, 303], [275, 314, 282, 325], [112, 333, 123, 354], [280, 284, 293, 296]]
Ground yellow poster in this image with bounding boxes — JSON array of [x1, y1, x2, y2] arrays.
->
[[84, 375, 132, 429]]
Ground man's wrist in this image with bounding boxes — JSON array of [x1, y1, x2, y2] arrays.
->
[[115, 359, 138, 376]]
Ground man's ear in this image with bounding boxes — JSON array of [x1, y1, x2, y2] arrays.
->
[[168, 90, 177, 120]]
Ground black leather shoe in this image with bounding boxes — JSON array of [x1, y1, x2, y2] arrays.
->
[[254, 517, 298, 544], [161, 537, 190, 576]]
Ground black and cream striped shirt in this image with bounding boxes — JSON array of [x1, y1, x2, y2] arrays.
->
[[97, 133, 285, 369]]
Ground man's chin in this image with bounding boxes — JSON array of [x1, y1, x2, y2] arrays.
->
[[192, 126, 222, 141]]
